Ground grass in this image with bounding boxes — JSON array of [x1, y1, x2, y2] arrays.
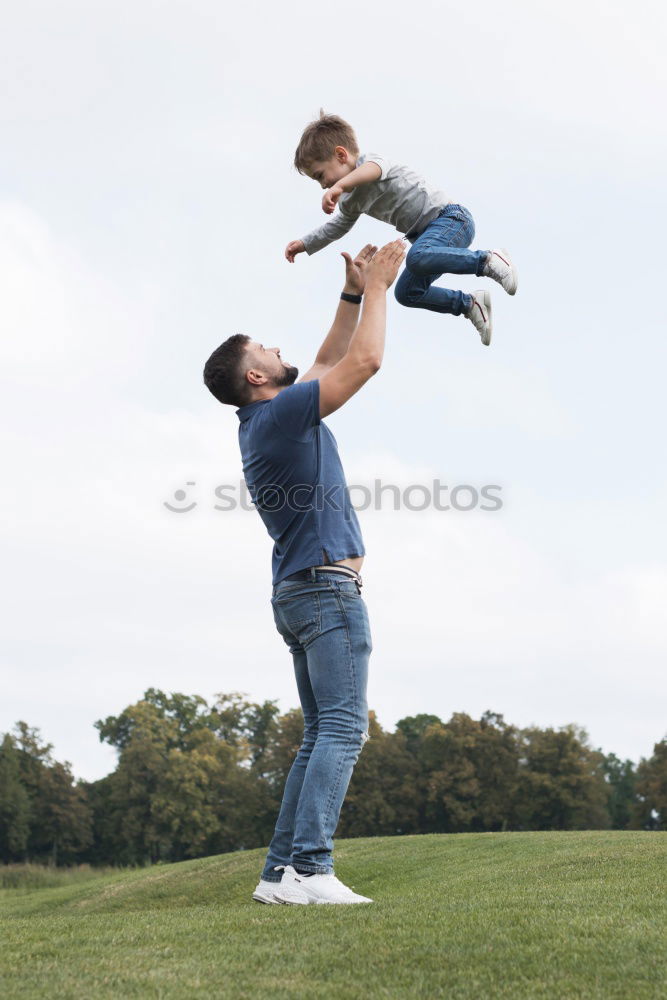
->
[[1, 831, 665, 999], [0, 863, 124, 891]]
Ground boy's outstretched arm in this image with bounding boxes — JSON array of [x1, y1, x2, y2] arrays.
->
[[285, 202, 359, 261], [285, 239, 306, 262], [322, 161, 382, 214], [298, 244, 378, 380]]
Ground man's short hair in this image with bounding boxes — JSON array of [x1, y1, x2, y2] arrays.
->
[[203, 334, 252, 407], [294, 111, 359, 175]]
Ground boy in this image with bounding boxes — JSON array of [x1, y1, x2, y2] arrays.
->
[[285, 112, 518, 346]]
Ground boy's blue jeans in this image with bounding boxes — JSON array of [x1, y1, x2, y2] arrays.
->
[[260, 570, 372, 881], [395, 203, 487, 316]]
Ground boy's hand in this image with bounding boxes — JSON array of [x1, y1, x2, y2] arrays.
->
[[364, 239, 406, 290], [341, 244, 378, 296], [322, 185, 344, 215], [285, 239, 306, 263]]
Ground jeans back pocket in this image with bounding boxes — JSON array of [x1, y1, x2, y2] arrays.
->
[[272, 589, 322, 647]]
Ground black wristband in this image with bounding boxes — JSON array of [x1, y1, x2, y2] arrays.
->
[[340, 291, 362, 304]]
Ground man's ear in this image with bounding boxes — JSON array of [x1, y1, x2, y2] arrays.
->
[[246, 368, 266, 387]]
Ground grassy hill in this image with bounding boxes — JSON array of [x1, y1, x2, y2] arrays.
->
[[1, 831, 665, 999]]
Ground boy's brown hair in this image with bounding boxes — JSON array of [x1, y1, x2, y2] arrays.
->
[[294, 111, 359, 174]]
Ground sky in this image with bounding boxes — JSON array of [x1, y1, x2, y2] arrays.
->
[[1, 0, 666, 782]]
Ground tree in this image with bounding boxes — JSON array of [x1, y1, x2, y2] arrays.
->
[[35, 762, 92, 865], [601, 752, 636, 829], [209, 692, 281, 770], [515, 725, 610, 830], [259, 707, 305, 795], [8, 722, 92, 863], [0, 733, 31, 862], [95, 689, 217, 753], [151, 728, 230, 860], [94, 693, 280, 863], [634, 740, 667, 830], [418, 712, 519, 833], [99, 700, 182, 864], [339, 712, 421, 837], [80, 773, 117, 866], [396, 714, 444, 754]]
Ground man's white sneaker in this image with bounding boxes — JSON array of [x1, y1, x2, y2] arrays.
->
[[273, 864, 373, 905], [466, 290, 493, 346], [252, 877, 286, 904], [482, 248, 518, 295]]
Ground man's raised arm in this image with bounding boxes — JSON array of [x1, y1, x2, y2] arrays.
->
[[297, 245, 378, 380], [317, 240, 405, 419]]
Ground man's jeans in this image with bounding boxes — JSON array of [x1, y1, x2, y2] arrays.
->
[[394, 203, 487, 316], [260, 570, 372, 881]]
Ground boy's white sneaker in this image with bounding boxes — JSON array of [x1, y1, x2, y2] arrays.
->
[[273, 864, 373, 905], [482, 248, 518, 295], [466, 290, 493, 346], [252, 877, 286, 904]]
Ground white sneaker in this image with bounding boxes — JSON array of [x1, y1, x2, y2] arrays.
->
[[252, 877, 286, 904], [482, 248, 518, 295], [273, 864, 373, 905], [466, 290, 493, 346]]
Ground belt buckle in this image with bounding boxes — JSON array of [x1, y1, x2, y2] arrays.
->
[[319, 564, 363, 592]]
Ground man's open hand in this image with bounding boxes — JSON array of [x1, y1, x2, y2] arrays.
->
[[341, 244, 378, 296], [285, 239, 305, 263], [322, 185, 344, 214], [364, 239, 406, 290]]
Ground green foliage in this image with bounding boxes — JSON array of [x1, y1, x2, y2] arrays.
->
[[94, 689, 218, 752], [93, 699, 239, 864], [0, 725, 92, 865], [395, 713, 444, 752], [0, 734, 31, 861], [514, 725, 610, 830], [0, 693, 656, 867], [209, 692, 281, 769], [257, 707, 304, 791], [602, 752, 637, 829], [340, 712, 421, 836], [634, 739, 667, 830], [418, 712, 520, 833]]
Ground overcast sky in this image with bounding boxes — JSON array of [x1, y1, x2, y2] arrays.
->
[[2, 0, 666, 782]]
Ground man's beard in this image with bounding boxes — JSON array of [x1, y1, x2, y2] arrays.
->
[[273, 362, 299, 387]]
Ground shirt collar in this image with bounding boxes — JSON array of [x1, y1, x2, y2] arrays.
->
[[236, 399, 270, 423]]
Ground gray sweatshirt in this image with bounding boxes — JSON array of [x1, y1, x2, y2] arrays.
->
[[301, 153, 450, 255]]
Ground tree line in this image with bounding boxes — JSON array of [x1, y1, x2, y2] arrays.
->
[[1, 689, 665, 866]]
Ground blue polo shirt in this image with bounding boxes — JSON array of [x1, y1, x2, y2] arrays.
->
[[236, 379, 365, 584]]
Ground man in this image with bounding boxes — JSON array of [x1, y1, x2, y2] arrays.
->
[[203, 239, 405, 905]]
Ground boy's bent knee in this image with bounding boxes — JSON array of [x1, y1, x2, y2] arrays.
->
[[394, 282, 408, 306], [405, 245, 430, 275], [395, 280, 424, 307]]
